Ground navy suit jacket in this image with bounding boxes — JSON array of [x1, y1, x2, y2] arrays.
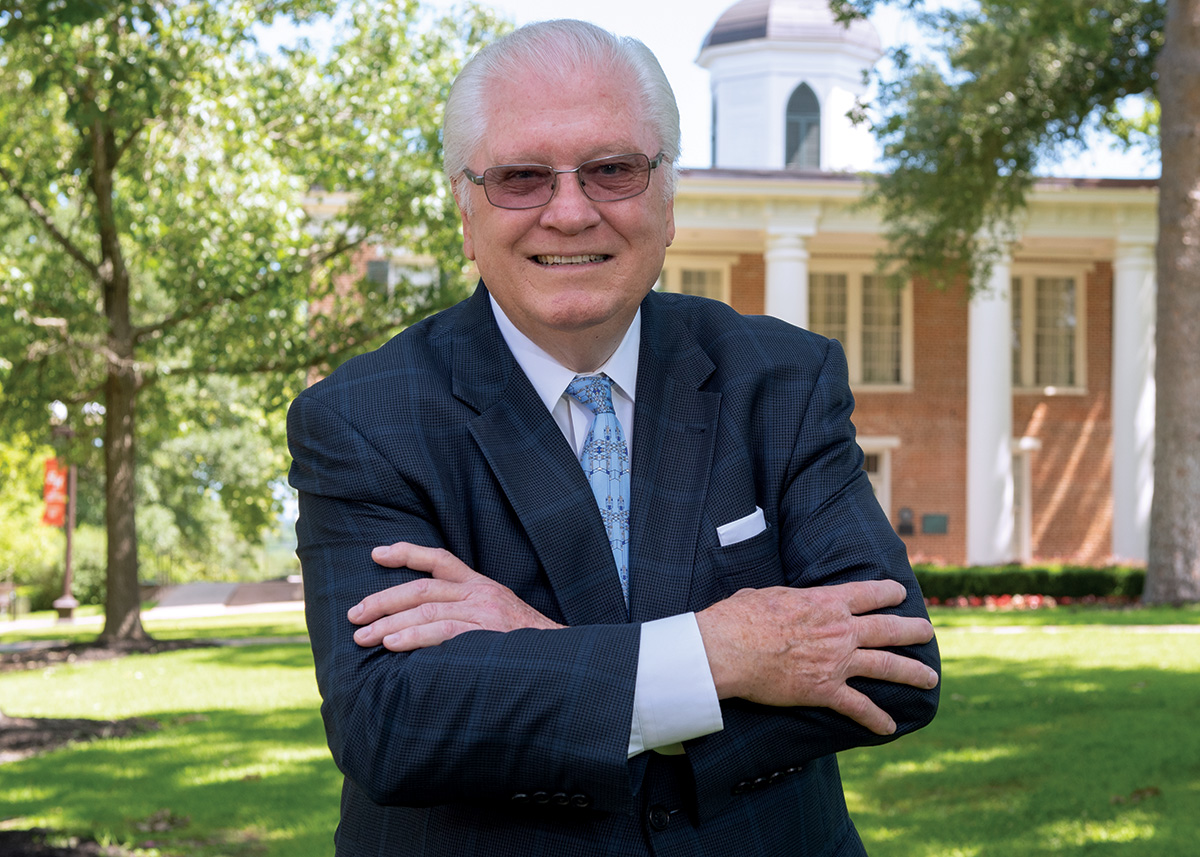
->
[[288, 284, 940, 856]]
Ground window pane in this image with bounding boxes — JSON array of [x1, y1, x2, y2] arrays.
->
[[367, 260, 394, 288], [862, 275, 901, 384], [1035, 277, 1076, 386], [679, 269, 722, 300], [861, 452, 882, 497], [808, 273, 847, 343]]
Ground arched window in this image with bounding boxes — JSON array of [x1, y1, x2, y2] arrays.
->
[[785, 84, 821, 170]]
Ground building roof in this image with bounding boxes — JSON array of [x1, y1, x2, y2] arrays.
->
[[702, 0, 881, 53]]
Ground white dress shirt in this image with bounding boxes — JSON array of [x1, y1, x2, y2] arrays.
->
[[489, 295, 724, 756]]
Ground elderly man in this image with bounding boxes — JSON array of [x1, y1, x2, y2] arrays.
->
[[288, 18, 939, 857]]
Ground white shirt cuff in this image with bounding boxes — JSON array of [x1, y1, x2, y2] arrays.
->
[[628, 612, 724, 758]]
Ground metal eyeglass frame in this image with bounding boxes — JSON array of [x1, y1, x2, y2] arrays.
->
[[461, 152, 665, 210]]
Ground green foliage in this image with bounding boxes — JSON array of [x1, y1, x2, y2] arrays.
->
[[913, 563, 1146, 601], [0, 0, 502, 415], [843, 0, 1165, 287], [0, 404, 291, 611], [0, 1, 510, 633], [17, 525, 102, 611], [0, 435, 61, 594], [138, 374, 290, 546]]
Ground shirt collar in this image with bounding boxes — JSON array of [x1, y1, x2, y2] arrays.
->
[[489, 294, 640, 411]]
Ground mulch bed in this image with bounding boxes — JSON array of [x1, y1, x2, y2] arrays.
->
[[0, 637, 217, 674], [0, 638, 220, 856], [0, 710, 158, 764], [0, 829, 120, 857]]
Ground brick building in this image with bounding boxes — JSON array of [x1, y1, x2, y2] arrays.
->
[[655, 0, 1158, 566]]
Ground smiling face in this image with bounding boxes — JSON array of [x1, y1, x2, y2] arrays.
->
[[456, 63, 675, 371]]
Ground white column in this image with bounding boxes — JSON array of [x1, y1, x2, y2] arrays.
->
[[1111, 242, 1156, 562], [967, 253, 1015, 565], [764, 230, 809, 328]]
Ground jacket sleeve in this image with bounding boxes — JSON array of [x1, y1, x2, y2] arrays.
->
[[683, 336, 941, 821], [287, 391, 642, 813]]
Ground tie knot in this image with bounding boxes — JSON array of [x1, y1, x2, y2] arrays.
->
[[566, 374, 615, 415]]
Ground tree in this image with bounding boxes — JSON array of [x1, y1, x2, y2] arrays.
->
[[834, 0, 1199, 603], [1145, 0, 1200, 604], [0, 0, 508, 642]]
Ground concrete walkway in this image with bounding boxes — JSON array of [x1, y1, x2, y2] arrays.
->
[[149, 578, 304, 618]]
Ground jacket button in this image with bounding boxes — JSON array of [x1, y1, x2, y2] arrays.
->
[[648, 805, 671, 830], [731, 781, 749, 795], [553, 792, 570, 806], [533, 791, 550, 804], [571, 794, 592, 809]]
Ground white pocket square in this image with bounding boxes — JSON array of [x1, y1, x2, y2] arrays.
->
[[716, 506, 767, 547]]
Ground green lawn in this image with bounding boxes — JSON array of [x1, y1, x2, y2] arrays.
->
[[842, 623, 1200, 856], [928, 602, 1200, 628], [2, 615, 334, 856], [1, 608, 1197, 856], [0, 609, 310, 644]]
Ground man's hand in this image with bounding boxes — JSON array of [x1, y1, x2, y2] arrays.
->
[[694, 580, 938, 736], [349, 542, 563, 651]]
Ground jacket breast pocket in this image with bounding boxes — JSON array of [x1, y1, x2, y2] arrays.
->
[[710, 525, 785, 597]]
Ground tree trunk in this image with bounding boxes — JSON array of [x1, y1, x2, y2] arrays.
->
[[100, 359, 146, 642], [88, 116, 148, 642], [1146, 0, 1200, 604]]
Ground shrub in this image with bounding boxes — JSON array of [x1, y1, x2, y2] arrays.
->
[[21, 525, 108, 610], [913, 563, 1146, 601]]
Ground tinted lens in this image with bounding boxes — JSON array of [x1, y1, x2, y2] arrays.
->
[[484, 165, 555, 208], [579, 154, 650, 201]]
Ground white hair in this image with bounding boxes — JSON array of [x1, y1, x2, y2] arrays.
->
[[443, 19, 681, 213]]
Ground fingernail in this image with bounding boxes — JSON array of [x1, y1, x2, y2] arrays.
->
[[348, 604, 363, 621], [353, 625, 370, 642]]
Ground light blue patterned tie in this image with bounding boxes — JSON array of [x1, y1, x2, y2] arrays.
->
[[566, 374, 631, 606]]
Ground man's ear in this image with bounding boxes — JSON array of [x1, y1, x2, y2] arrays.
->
[[665, 197, 676, 248]]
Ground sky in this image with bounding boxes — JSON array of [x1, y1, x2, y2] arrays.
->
[[264, 0, 1159, 178]]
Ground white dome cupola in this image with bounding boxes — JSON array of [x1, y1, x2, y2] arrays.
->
[[698, 0, 883, 172]]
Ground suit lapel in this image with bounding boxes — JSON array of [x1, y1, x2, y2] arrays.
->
[[453, 285, 628, 627], [628, 294, 721, 623]]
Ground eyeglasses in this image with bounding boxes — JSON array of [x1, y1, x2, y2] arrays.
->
[[462, 152, 665, 210]]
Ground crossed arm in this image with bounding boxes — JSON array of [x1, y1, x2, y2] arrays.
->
[[350, 541, 939, 737]]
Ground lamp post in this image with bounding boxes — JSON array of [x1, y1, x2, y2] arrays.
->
[[50, 406, 79, 623]]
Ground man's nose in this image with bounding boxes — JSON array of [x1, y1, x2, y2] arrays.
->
[[539, 171, 602, 232]]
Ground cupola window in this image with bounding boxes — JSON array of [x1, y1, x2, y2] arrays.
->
[[785, 84, 821, 169]]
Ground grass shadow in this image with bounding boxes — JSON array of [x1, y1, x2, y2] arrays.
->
[[1, 705, 341, 857]]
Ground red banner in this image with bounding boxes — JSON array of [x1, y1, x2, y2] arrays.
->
[[42, 458, 68, 527]]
